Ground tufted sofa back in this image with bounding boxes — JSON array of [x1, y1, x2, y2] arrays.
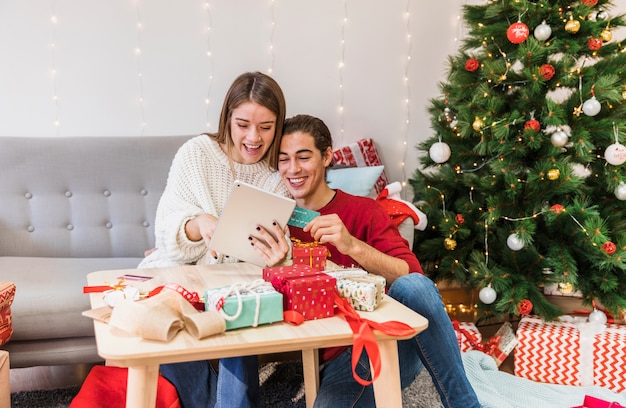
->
[[0, 136, 191, 258]]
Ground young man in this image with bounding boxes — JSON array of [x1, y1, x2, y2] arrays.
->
[[275, 114, 480, 407]]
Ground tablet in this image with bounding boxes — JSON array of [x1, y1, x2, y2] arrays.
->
[[208, 180, 296, 267]]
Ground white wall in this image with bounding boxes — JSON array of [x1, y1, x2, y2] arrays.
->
[[1, 0, 624, 198]]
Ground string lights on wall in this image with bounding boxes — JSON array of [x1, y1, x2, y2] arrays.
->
[[49, 2, 60, 135], [338, 0, 348, 147], [135, 2, 146, 135], [269, 0, 276, 75], [401, 1, 413, 198], [204, 1, 214, 131]]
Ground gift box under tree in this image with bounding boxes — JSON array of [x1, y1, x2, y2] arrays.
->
[[515, 315, 626, 393], [263, 265, 336, 320]]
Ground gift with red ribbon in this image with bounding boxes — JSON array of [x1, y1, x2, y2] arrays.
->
[[0, 282, 16, 347], [451, 319, 482, 352], [451, 319, 517, 367], [332, 289, 416, 385], [515, 315, 626, 393], [263, 265, 336, 320], [571, 395, 625, 408], [292, 239, 329, 271]]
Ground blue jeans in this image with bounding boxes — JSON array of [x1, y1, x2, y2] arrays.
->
[[159, 355, 259, 408], [314, 273, 480, 408]]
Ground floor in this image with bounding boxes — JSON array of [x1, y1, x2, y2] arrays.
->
[[9, 363, 96, 393]]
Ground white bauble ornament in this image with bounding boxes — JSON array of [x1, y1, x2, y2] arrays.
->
[[588, 309, 607, 325], [615, 183, 626, 200], [429, 141, 451, 163], [534, 21, 552, 41], [597, 9, 608, 21], [582, 96, 601, 116], [507, 233, 525, 251], [551, 129, 569, 147], [604, 143, 626, 166], [571, 163, 592, 178], [479, 285, 497, 304]]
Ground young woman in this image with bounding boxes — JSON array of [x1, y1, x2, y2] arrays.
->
[[139, 72, 291, 408]]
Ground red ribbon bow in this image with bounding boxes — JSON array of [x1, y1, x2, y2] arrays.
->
[[332, 289, 416, 385]]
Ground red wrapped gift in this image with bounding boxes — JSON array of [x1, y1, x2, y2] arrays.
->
[[262, 264, 321, 281], [263, 265, 336, 320], [0, 282, 16, 347], [292, 241, 328, 271], [332, 138, 389, 194], [451, 320, 482, 352], [571, 395, 625, 408], [515, 315, 626, 393]]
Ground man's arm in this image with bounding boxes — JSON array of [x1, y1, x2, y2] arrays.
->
[[304, 214, 409, 284]]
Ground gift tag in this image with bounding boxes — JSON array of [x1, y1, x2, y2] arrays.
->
[[288, 207, 320, 228]]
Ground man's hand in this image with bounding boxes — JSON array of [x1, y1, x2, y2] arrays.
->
[[250, 221, 291, 267], [304, 214, 357, 255]]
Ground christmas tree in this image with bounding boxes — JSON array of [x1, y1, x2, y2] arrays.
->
[[410, 0, 626, 322]]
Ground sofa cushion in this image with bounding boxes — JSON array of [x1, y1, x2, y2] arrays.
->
[[1, 257, 143, 341]]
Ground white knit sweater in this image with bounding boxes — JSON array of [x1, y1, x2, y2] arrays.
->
[[138, 135, 289, 268]]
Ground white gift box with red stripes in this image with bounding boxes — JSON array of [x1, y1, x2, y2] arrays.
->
[[514, 315, 626, 393]]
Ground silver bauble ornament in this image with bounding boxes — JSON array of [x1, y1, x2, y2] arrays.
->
[[588, 309, 607, 325], [615, 183, 626, 200], [597, 9, 608, 21], [429, 141, 451, 163], [582, 96, 601, 116], [507, 233, 525, 251], [604, 143, 626, 166], [479, 285, 497, 304], [534, 21, 552, 41], [551, 130, 568, 147]]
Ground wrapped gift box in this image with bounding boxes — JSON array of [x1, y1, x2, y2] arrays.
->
[[332, 138, 389, 194], [262, 264, 321, 281], [515, 315, 626, 393], [263, 265, 336, 320], [292, 243, 328, 271], [0, 282, 16, 346], [334, 274, 385, 312], [205, 281, 283, 330], [452, 320, 482, 353]]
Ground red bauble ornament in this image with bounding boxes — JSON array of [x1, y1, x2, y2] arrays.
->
[[517, 299, 533, 315], [602, 241, 617, 255], [588, 37, 603, 50], [524, 119, 541, 132], [581, 0, 598, 6], [550, 204, 565, 214], [507, 22, 529, 44], [539, 64, 555, 81], [455, 214, 465, 224], [465, 58, 480, 72]]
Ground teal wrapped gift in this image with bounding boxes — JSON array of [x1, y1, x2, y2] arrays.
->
[[205, 279, 283, 330]]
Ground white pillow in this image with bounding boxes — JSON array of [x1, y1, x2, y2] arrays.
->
[[327, 166, 384, 196]]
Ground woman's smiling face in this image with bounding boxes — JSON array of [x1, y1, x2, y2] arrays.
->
[[228, 101, 277, 164]]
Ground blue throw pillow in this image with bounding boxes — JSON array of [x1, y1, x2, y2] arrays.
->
[[327, 166, 384, 196]]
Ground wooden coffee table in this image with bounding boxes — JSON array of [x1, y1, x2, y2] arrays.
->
[[85, 263, 428, 408]]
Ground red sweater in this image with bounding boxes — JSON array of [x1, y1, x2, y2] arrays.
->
[[288, 189, 423, 362]]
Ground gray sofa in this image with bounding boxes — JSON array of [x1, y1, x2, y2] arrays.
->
[[0, 135, 190, 368]]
